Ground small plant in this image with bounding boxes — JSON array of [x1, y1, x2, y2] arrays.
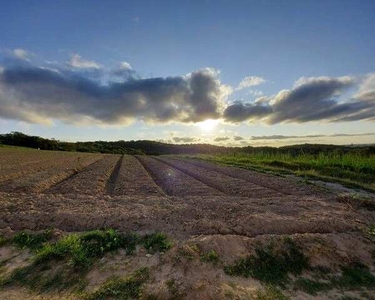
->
[[200, 250, 219, 264], [36, 230, 142, 268], [142, 232, 173, 254], [293, 278, 331, 295], [335, 263, 375, 289], [224, 239, 308, 285], [12, 230, 52, 249], [256, 285, 289, 300], [0, 235, 6, 246], [84, 268, 149, 300]]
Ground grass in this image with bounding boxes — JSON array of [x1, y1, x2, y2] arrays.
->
[[294, 263, 375, 295], [200, 250, 219, 264], [189, 152, 375, 191], [0, 236, 6, 247], [142, 232, 173, 254], [84, 268, 150, 300], [224, 239, 308, 285], [12, 230, 52, 250], [0, 230, 172, 293], [256, 286, 290, 300]]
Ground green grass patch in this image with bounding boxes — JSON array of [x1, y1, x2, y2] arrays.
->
[[142, 232, 173, 254], [293, 278, 332, 295], [1, 230, 172, 294], [294, 263, 375, 295], [12, 230, 52, 250], [0, 236, 6, 247], [224, 239, 308, 285], [335, 263, 375, 289], [200, 250, 219, 264], [84, 267, 149, 300], [256, 285, 290, 300]]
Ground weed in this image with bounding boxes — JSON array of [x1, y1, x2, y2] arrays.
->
[[36, 230, 142, 268], [142, 233, 173, 254], [256, 285, 289, 300], [165, 279, 185, 300], [335, 263, 375, 289], [12, 230, 52, 250], [0, 236, 6, 247], [200, 250, 219, 264], [224, 240, 308, 285], [293, 263, 375, 295], [293, 278, 331, 295], [84, 268, 149, 300]]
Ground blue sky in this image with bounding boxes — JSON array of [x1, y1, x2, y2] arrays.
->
[[1, 0, 375, 146]]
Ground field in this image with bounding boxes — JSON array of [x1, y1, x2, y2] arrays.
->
[[1, 147, 375, 299], [191, 152, 375, 192]]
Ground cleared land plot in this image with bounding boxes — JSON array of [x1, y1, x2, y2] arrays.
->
[[0, 150, 99, 182], [136, 155, 223, 196], [1, 149, 375, 299], [156, 156, 283, 198], [169, 156, 315, 196], [111, 155, 165, 196], [0, 192, 368, 237], [0, 154, 102, 193], [47, 155, 120, 195]]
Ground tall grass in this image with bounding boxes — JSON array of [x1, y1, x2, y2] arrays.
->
[[196, 151, 375, 189]]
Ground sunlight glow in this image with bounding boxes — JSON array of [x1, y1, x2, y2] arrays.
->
[[196, 119, 219, 132]]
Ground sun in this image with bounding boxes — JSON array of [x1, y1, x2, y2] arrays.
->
[[196, 119, 219, 132]]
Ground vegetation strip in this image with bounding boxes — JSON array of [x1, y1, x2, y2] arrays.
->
[[0, 230, 172, 294]]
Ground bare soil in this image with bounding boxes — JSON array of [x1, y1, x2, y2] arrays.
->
[[0, 149, 375, 299]]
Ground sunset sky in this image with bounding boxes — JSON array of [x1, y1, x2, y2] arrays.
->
[[1, 0, 375, 146]]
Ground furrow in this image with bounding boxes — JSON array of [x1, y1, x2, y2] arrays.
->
[[135, 155, 223, 197], [47, 155, 120, 195], [112, 155, 165, 196], [156, 156, 282, 198]]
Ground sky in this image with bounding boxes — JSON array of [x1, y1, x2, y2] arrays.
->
[[1, 0, 375, 147]]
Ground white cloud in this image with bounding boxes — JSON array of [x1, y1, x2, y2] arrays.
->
[[236, 76, 266, 90], [68, 54, 101, 69], [120, 61, 132, 70], [12, 48, 32, 61]]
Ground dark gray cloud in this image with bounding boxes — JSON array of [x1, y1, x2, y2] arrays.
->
[[172, 137, 197, 143], [223, 102, 272, 122], [250, 132, 375, 140], [224, 75, 375, 124], [214, 136, 230, 142], [0, 64, 227, 125], [233, 136, 244, 141]]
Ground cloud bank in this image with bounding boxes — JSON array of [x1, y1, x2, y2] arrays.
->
[[0, 51, 374, 126], [224, 75, 375, 124], [0, 60, 229, 125]]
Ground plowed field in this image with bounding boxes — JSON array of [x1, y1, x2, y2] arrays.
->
[[1, 147, 375, 299]]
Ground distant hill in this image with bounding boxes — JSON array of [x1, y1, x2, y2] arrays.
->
[[1, 132, 374, 156]]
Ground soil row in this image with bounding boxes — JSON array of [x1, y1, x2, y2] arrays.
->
[[111, 155, 165, 196], [47, 155, 121, 195], [156, 157, 282, 198], [135, 156, 223, 196], [0, 151, 101, 183], [0, 154, 103, 193], [171, 157, 317, 196]]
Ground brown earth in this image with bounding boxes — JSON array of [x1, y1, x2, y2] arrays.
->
[[0, 148, 375, 299]]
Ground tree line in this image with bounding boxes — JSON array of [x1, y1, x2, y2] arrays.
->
[[1, 132, 374, 156]]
